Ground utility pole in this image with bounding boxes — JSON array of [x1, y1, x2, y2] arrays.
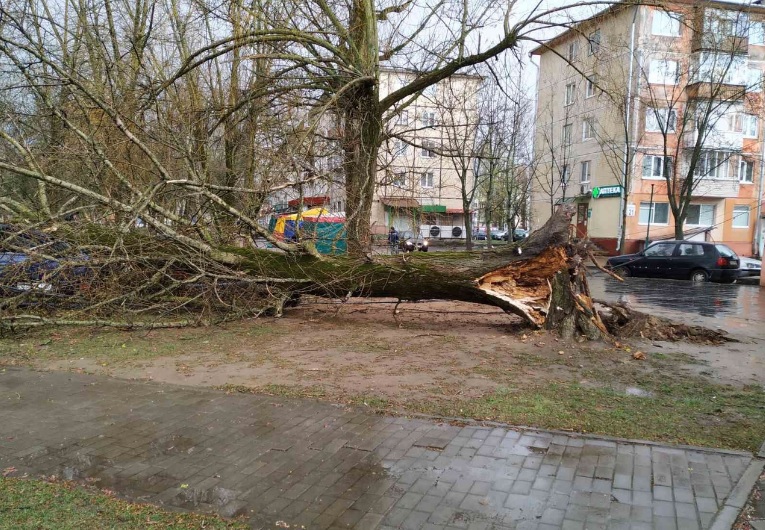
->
[[644, 183, 654, 248]]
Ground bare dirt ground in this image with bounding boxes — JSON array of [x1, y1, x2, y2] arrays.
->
[[2, 297, 758, 396], [2, 297, 764, 451], [25, 299, 588, 403]]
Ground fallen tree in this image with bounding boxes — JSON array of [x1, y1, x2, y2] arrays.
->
[[1, 205, 610, 340]]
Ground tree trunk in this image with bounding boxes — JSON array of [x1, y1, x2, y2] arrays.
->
[[238, 205, 602, 334], [343, 90, 380, 256], [674, 214, 685, 240]]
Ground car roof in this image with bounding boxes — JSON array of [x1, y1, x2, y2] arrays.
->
[[649, 240, 713, 245]]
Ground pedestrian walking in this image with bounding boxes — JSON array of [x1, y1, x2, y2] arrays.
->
[[388, 226, 399, 254]]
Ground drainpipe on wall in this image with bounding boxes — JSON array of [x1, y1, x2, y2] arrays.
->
[[528, 54, 540, 232], [756, 132, 765, 257], [619, 5, 640, 253]]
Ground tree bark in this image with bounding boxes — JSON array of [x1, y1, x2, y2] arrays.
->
[[237, 205, 597, 332]]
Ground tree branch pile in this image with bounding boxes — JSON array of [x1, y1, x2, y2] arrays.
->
[[1, 206, 614, 343]]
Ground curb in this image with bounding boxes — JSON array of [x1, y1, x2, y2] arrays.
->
[[709, 459, 765, 530], [759, 439, 765, 459], [395, 411, 755, 457]]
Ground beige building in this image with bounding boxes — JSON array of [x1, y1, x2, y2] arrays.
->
[[372, 69, 482, 239], [268, 69, 482, 240], [531, 0, 765, 257]]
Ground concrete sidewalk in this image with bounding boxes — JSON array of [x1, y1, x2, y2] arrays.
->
[[0, 368, 761, 530]]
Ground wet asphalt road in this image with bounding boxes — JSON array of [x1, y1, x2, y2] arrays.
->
[[587, 272, 765, 342]]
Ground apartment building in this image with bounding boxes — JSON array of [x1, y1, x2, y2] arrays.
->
[[531, 0, 765, 257], [268, 68, 482, 240]]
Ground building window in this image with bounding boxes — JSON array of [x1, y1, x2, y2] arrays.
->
[[739, 158, 754, 183], [750, 21, 765, 45], [562, 123, 572, 145], [397, 110, 409, 126], [582, 118, 595, 140], [642, 155, 672, 179], [588, 30, 601, 56], [392, 171, 407, 187], [717, 13, 748, 38], [567, 40, 579, 62], [561, 164, 570, 188], [739, 114, 759, 138], [585, 75, 597, 98], [421, 111, 435, 127], [695, 150, 730, 179], [639, 202, 669, 225], [732, 205, 750, 228], [648, 59, 679, 85], [747, 68, 763, 93], [686, 204, 715, 226], [565, 83, 575, 106], [645, 108, 677, 133], [652, 10, 681, 37], [580, 161, 591, 183], [420, 171, 434, 188], [394, 139, 408, 156], [420, 140, 437, 158]]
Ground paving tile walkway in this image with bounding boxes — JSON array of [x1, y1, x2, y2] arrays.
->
[[0, 368, 758, 529]]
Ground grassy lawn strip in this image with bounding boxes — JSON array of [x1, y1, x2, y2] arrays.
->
[[0, 477, 247, 530], [232, 378, 765, 453], [409, 381, 765, 452]]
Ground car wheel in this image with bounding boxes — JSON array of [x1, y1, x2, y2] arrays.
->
[[690, 269, 709, 282], [613, 266, 631, 278]]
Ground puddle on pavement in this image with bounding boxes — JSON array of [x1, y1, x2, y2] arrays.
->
[[172, 485, 240, 509], [149, 434, 197, 456]]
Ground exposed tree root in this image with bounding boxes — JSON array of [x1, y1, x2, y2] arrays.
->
[[596, 301, 733, 344]]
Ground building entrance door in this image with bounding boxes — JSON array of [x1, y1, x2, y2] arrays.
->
[[576, 203, 588, 238]]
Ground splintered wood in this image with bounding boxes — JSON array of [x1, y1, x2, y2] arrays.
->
[[476, 247, 569, 326]]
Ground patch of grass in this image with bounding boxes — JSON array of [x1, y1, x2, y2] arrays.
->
[[407, 379, 765, 452], [346, 394, 392, 409], [217, 383, 328, 400], [0, 477, 247, 529], [0, 324, 276, 365]]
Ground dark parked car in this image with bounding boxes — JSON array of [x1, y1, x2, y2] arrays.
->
[[501, 229, 529, 242], [606, 240, 740, 283], [0, 224, 89, 295]]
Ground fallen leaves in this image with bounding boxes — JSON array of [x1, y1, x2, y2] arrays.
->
[[632, 351, 646, 360]]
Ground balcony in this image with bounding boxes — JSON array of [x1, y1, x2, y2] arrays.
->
[[682, 129, 743, 150], [692, 177, 740, 198], [691, 33, 748, 55], [685, 83, 747, 100], [685, 52, 748, 100], [690, 7, 749, 54]]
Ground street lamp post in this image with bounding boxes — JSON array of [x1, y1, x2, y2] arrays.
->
[[644, 183, 655, 248]]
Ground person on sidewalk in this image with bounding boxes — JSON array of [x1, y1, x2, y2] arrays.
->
[[388, 226, 399, 254]]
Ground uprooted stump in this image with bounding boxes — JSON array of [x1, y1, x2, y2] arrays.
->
[[597, 302, 733, 344]]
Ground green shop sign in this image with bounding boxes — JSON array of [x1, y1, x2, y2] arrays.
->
[[591, 185, 622, 199]]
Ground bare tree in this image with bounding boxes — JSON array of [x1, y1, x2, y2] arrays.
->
[[0, 0, 623, 336]]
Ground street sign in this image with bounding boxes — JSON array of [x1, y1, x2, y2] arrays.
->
[[591, 185, 622, 199]]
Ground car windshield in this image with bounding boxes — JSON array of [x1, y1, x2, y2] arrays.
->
[[715, 244, 738, 258]]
